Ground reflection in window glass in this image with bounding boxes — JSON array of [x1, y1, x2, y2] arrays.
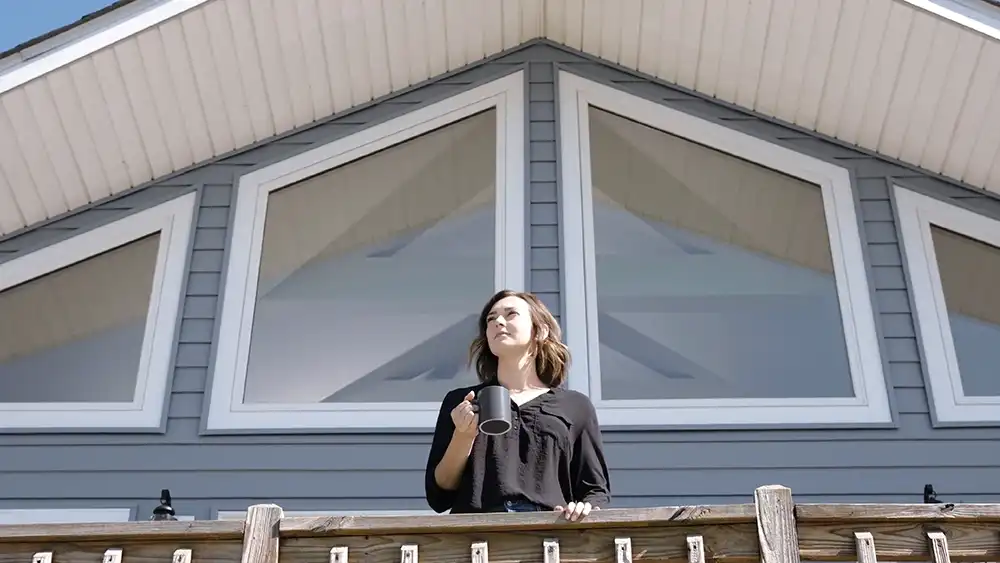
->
[[931, 226, 1000, 397], [0, 235, 159, 403], [587, 107, 853, 400], [243, 110, 497, 404], [0, 509, 132, 524]]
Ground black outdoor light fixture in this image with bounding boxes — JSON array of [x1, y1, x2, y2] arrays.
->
[[924, 484, 942, 504], [151, 489, 178, 521], [923, 483, 962, 507]]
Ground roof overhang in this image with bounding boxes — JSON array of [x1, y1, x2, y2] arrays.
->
[[1, 0, 999, 238]]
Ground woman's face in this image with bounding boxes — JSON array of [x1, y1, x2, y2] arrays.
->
[[485, 295, 536, 357]]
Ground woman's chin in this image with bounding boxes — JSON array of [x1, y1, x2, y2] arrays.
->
[[489, 341, 527, 357]]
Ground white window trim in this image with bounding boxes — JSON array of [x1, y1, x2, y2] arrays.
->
[[894, 186, 1000, 424], [0, 192, 196, 431], [216, 509, 434, 520], [557, 71, 891, 427], [206, 71, 526, 432], [0, 508, 133, 524]]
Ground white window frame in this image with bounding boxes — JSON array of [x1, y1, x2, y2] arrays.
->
[[894, 186, 1000, 424], [216, 509, 434, 520], [557, 71, 891, 427], [206, 71, 526, 432], [0, 193, 196, 431], [0, 508, 133, 524]]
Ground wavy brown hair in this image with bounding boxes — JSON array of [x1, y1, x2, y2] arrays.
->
[[469, 289, 570, 387]]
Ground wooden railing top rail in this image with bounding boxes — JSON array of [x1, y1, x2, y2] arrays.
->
[[2, 486, 1000, 563], [280, 504, 759, 537], [0, 519, 245, 542], [3, 500, 999, 543], [796, 503, 1000, 521], [278, 503, 1000, 537]]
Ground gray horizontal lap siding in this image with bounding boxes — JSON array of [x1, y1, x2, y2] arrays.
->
[[528, 61, 561, 316], [1, 42, 1000, 520]]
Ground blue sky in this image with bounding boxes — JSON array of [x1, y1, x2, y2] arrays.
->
[[1, 0, 117, 53]]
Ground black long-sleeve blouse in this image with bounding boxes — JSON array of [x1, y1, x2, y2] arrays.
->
[[424, 379, 612, 513]]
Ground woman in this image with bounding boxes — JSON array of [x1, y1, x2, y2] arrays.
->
[[424, 289, 611, 520]]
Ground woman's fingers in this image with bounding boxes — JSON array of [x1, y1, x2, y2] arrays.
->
[[556, 502, 592, 521], [449, 392, 481, 435], [452, 399, 479, 433]]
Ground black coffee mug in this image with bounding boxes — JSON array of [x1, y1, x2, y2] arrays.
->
[[473, 385, 512, 435]]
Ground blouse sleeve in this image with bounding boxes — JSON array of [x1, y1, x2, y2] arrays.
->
[[570, 398, 612, 507], [424, 390, 460, 513]]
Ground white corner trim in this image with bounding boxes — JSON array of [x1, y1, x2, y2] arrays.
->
[[0, 192, 196, 430], [206, 71, 526, 431], [894, 186, 1000, 423], [0, 0, 212, 94], [556, 70, 891, 427], [215, 509, 434, 520], [0, 508, 133, 524], [900, 0, 1000, 42]]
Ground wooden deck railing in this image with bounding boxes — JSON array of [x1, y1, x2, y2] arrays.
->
[[2, 485, 999, 563]]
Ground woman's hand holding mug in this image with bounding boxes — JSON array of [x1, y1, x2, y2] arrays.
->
[[451, 391, 479, 437]]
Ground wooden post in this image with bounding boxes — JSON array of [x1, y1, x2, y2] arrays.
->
[[754, 485, 801, 563], [241, 504, 284, 563]]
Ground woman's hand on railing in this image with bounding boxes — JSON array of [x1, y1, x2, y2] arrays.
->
[[554, 501, 598, 522]]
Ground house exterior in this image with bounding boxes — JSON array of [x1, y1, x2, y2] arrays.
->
[[1, 0, 1000, 523]]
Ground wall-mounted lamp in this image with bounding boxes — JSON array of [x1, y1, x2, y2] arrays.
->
[[151, 489, 178, 521], [924, 484, 941, 504]]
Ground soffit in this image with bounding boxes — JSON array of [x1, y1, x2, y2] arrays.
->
[[0, 0, 998, 238]]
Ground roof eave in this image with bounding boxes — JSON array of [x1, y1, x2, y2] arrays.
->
[[0, 0, 210, 93]]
